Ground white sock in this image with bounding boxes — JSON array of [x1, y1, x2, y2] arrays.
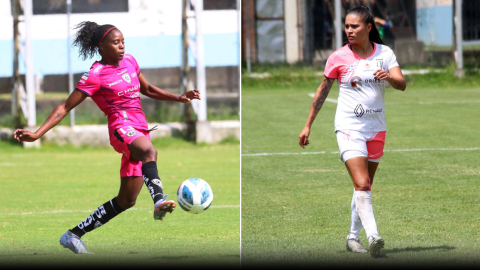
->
[[348, 189, 362, 239], [354, 190, 379, 239]]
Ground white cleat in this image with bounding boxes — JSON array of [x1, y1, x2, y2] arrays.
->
[[368, 235, 384, 258], [59, 230, 93, 254], [154, 194, 176, 221], [346, 237, 368, 254]]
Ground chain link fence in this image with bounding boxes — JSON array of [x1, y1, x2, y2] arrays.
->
[[0, 0, 239, 128]]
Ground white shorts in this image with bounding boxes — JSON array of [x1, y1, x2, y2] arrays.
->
[[336, 130, 386, 163]]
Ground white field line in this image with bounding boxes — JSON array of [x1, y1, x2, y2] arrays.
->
[[243, 151, 327, 157], [0, 205, 240, 216], [242, 147, 480, 157], [0, 163, 41, 167], [387, 100, 480, 105], [307, 93, 480, 105]]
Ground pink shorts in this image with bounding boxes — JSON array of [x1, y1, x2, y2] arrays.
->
[[110, 125, 150, 177], [336, 130, 386, 163]]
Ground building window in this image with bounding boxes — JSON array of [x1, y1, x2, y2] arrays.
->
[[12, 0, 129, 15], [190, 0, 237, 11]]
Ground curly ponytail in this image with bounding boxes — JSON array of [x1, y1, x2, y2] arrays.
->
[[72, 21, 117, 60]]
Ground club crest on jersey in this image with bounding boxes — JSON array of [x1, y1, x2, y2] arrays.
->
[[122, 73, 131, 84], [376, 59, 384, 68], [126, 130, 136, 137]]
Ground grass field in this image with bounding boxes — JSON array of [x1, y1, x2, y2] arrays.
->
[[0, 137, 240, 267], [241, 66, 480, 267]]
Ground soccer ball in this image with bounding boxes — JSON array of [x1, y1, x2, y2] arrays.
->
[[176, 178, 213, 214]]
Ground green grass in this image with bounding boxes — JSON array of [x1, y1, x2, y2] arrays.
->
[[241, 66, 480, 267], [0, 138, 240, 267]]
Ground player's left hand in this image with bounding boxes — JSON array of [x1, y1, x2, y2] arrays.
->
[[373, 69, 390, 81], [178, 89, 201, 103]]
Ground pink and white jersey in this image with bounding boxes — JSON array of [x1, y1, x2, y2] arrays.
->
[[75, 54, 148, 132], [324, 43, 399, 132]]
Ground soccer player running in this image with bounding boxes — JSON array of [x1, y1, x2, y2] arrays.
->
[[298, 7, 406, 258], [13, 22, 201, 254]]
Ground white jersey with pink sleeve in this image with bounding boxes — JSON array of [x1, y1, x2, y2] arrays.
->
[[324, 43, 399, 132], [75, 54, 148, 132]]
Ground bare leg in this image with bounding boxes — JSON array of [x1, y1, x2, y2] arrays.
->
[[116, 176, 144, 210], [345, 156, 379, 239], [126, 135, 171, 215], [368, 161, 379, 187], [128, 136, 157, 163], [345, 156, 370, 191]]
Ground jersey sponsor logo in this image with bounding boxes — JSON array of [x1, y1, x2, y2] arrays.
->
[[130, 92, 140, 98], [126, 130, 136, 137], [118, 84, 140, 96], [77, 205, 107, 229], [81, 72, 90, 81], [364, 62, 375, 71], [122, 73, 131, 84], [131, 72, 137, 78], [79, 80, 85, 84], [365, 108, 383, 114], [364, 78, 381, 83], [94, 65, 103, 73], [350, 76, 362, 91], [354, 104, 365, 117], [335, 50, 348, 59], [119, 126, 136, 136], [117, 69, 128, 75], [108, 79, 122, 87], [148, 186, 155, 198], [152, 179, 162, 187]]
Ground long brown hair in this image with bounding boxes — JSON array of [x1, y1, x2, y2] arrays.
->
[[345, 6, 384, 45]]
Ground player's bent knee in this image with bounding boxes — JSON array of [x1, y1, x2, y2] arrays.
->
[[117, 197, 137, 210], [142, 147, 157, 162], [354, 178, 371, 191]]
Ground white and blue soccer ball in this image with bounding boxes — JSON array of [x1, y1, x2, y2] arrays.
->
[[177, 178, 213, 214]]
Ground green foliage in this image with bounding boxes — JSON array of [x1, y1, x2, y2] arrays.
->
[[0, 141, 239, 267], [242, 63, 480, 91]]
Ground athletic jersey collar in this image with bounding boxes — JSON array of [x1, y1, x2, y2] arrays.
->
[[92, 58, 126, 69], [347, 42, 377, 59]]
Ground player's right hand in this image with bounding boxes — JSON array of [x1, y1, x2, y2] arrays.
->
[[13, 129, 38, 143], [299, 127, 310, 148]]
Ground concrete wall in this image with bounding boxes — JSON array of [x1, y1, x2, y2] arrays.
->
[[0, 120, 240, 146], [416, 0, 453, 46], [0, 0, 239, 77]]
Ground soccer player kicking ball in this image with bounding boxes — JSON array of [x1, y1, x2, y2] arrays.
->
[[13, 21, 201, 254], [298, 7, 406, 258]]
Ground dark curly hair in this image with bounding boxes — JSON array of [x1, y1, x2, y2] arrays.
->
[[345, 6, 384, 45], [72, 21, 117, 60]]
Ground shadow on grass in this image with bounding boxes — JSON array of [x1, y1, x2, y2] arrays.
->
[[150, 254, 239, 260], [385, 245, 456, 254]]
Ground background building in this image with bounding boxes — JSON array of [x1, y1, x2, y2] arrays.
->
[[242, 0, 480, 67], [0, 0, 240, 133]]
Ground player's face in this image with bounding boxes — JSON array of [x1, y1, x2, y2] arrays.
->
[[100, 30, 125, 63], [345, 14, 371, 45]]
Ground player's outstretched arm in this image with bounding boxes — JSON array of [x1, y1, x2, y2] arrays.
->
[[138, 73, 200, 103], [373, 66, 406, 91], [299, 76, 335, 148], [13, 90, 87, 142]]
